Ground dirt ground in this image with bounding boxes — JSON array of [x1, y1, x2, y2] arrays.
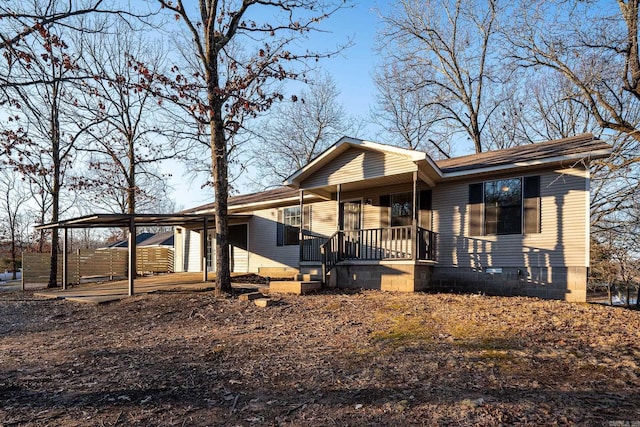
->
[[1, 287, 639, 426]]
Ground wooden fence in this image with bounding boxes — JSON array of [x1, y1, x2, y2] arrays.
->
[[22, 247, 174, 285]]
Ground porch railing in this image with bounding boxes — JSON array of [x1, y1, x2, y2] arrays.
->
[[314, 226, 437, 283], [301, 230, 327, 262]]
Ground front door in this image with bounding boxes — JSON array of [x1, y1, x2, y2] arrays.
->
[[340, 201, 361, 259]]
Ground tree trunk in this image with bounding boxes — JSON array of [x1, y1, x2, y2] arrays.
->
[[48, 81, 61, 288], [211, 110, 231, 295], [10, 224, 17, 280], [127, 135, 136, 214]]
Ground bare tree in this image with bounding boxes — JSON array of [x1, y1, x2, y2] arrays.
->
[[251, 72, 361, 188], [0, 169, 30, 279], [376, 0, 504, 154], [507, 0, 640, 144], [487, 70, 598, 148], [371, 61, 451, 157], [0, 10, 104, 287], [154, 0, 348, 294], [72, 21, 182, 214]]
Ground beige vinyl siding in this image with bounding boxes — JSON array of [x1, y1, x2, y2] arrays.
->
[[301, 148, 417, 189], [231, 246, 249, 272], [433, 167, 589, 268], [247, 207, 299, 272], [309, 200, 337, 236], [184, 230, 202, 272]]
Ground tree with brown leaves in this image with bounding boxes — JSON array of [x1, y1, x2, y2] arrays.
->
[[155, 0, 348, 294]]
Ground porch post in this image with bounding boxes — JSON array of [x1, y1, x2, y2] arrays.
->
[[128, 215, 136, 296], [336, 183, 342, 260], [62, 227, 68, 290], [412, 171, 418, 261], [336, 184, 341, 231], [299, 190, 304, 263], [202, 217, 208, 282]]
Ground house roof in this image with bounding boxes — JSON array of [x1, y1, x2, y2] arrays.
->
[[108, 232, 156, 248], [180, 133, 612, 214], [180, 187, 300, 214], [437, 133, 611, 175], [140, 231, 175, 246], [108, 231, 175, 249]]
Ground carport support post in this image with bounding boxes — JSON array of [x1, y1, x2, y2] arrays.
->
[[62, 228, 68, 290], [202, 217, 208, 282], [128, 216, 136, 296]]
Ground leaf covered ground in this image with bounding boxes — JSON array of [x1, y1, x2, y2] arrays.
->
[[0, 288, 639, 426]]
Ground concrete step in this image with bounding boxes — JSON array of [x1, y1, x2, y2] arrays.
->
[[254, 298, 273, 307], [294, 273, 322, 282], [268, 280, 322, 295], [238, 291, 265, 301], [257, 267, 299, 279]]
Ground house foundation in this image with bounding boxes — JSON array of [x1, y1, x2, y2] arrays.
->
[[429, 266, 587, 302], [328, 261, 434, 292]]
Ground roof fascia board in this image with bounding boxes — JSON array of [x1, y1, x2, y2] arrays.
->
[[441, 149, 612, 179]]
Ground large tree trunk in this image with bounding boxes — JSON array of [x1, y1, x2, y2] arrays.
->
[[211, 110, 231, 295], [48, 82, 61, 288]]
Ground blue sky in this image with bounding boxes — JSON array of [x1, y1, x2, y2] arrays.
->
[[169, 1, 390, 209]]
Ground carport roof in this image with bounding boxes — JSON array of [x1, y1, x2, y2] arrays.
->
[[35, 213, 251, 230]]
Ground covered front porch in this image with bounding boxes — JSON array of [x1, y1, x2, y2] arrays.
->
[[285, 137, 441, 290]]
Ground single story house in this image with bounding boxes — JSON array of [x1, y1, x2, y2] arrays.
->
[[174, 133, 611, 302]]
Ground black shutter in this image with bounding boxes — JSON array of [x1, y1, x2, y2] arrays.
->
[[379, 195, 390, 207], [419, 190, 432, 210], [379, 195, 390, 228], [469, 183, 483, 235], [276, 209, 284, 246], [523, 176, 541, 234]]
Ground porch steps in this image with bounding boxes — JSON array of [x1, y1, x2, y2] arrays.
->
[[268, 280, 322, 295]]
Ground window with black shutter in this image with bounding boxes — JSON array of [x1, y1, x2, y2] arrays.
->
[[468, 176, 540, 236]]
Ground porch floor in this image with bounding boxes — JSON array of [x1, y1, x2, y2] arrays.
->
[[33, 272, 260, 304]]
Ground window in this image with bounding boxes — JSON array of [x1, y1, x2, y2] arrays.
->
[[468, 176, 540, 236], [391, 192, 413, 227], [484, 178, 522, 235], [277, 206, 311, 246]]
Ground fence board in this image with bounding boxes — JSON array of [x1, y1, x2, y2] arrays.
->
[[23, 248, 174, 285]]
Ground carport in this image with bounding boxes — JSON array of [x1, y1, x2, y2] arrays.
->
[[36, 213, 217, 296]]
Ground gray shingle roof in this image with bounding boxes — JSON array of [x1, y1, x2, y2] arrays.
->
[[436, 133, 610, 174]]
